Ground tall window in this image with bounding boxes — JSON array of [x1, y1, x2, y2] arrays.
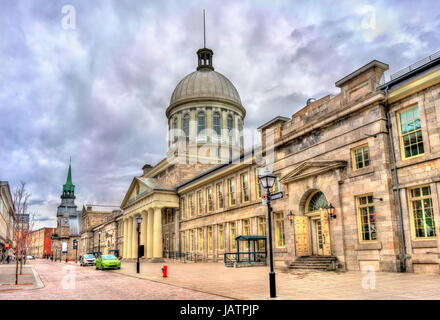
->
[[181, 197, 186, 219], [398, 106, 424, 159], [352, 145, 370, 170], [197, 190, 203, 215], [228, 178, 236, 206], [272, 177, 282, 193], [206, 187, 213, 213], [173, 117, 178, 142], [274, 213, 285, 248], [230, 221, 236, 250], [208, 226, 213, 252], [188, 194, 194, 217], [227, 115, 233, 156], [197, 112, 206, 135], [238, 120, 243, 148], [197, 228, 203, 252], [189, 230, 194, 252], [242, 219, 250, 250], [183, 114, 190, 138], [213, 112, 221, 140], [409, 185, 436, 239], [182, 232, 187, 252], [356, 195, 376, 242], [216, 183, 224, 209], [227, 115, 233, 132], [241, 173, 249, 203], [256, 168, 263, 199], [218, 224, 224, 250]]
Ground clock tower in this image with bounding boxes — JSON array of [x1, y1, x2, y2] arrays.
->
[[52, 161, 81, 261]]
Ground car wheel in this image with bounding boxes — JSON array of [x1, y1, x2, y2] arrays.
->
[[96, 265, 98, 270]]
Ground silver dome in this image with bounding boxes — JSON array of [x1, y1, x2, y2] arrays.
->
[[169, 70, 242, 107]]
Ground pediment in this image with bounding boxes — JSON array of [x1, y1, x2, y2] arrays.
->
[[280, 160, 347, 184], [121, 177, 153, 208]]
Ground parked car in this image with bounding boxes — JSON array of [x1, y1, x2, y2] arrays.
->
[[95, 254, 121, 270], [80, 254, 96, 266], [26, 255, 34, 260]]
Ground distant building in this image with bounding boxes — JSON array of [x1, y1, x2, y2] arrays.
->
[[91, 209, 123, 257], [51, 162, 81, 261], [29, 227, 56, 258], [79, 204, 121, 256], [0, 181, 15, 258]]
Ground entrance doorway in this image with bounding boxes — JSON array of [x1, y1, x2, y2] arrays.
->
[[294, 191, 331, 256]]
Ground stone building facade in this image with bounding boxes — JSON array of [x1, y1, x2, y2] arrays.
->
[[0, 181, 15, 254], [91, 209, 122, 256], [79, 205, 120, 256], [120, 44, 440, 274]]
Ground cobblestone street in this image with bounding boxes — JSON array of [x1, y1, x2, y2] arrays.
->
[[113, 260, 440, 300], [0, 260, 227, 300]]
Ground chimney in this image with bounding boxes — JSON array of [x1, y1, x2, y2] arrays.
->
[[142, 164, 153, 176]]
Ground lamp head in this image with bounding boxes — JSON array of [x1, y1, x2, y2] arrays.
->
[[258, 168, 276, 189], [326, 203, 336, 219]]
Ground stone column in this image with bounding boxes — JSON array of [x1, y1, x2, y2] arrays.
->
[[141, 211, 148, 257], [123, 217, 128, 258], [131, 214, 138, 259], [153, 207, 163, 259], [127, 216, 133, 259], [147, 208, 154, 258]]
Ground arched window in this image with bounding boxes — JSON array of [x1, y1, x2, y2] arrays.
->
[[213, 112, 221, 137], [173, 117, 178, 141], [306, 191, 328, 213], [227, 115, 233, 132], [197, 112, 206, 135], [183, 114, 190, 137]]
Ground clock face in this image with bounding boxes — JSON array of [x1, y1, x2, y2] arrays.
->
[[63, 218, 68, 224]]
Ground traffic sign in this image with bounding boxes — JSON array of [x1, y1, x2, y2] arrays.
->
[[270, 192, 284, 201]]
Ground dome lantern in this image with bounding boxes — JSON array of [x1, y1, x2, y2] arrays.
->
[[197, 48, 214, 71]]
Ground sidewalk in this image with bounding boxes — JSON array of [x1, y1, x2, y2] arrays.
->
[[0, 263, 43, 293], [111, 260, 440, 300]]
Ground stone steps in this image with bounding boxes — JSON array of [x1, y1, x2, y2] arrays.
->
[[289, 256, 338, 271]]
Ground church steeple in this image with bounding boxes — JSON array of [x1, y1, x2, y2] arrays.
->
[[61, 160, 75, 199]]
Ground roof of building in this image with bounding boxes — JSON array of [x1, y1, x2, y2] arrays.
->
[[136, 177, 174, 191], [235, 235, 267, 241], [377, 50, 440, 91], [176, 146, 262, 192], [169, 69, 242, 107], [257, 116, 290, 131]]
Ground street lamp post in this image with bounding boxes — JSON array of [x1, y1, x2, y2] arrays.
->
[[73, 239, 78, 263], [98, 230, 102, 254], [258, 168, 277, 298], [136, 215, 143, 274]]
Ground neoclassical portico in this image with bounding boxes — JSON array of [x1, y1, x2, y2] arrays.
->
[[121, 177, 179, 261]]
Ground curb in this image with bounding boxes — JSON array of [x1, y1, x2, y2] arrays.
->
[[30, 264, 44, 290]]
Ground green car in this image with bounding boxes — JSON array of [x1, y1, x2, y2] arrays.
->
[[95, 254, 121, 270]]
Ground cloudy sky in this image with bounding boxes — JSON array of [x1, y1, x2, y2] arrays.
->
[[1, 0, 439, 229]]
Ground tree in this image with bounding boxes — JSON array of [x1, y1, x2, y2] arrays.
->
[[12, 181, 33, 285]]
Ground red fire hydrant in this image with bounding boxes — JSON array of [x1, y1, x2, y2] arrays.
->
[[162, 265, 167, 278]]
